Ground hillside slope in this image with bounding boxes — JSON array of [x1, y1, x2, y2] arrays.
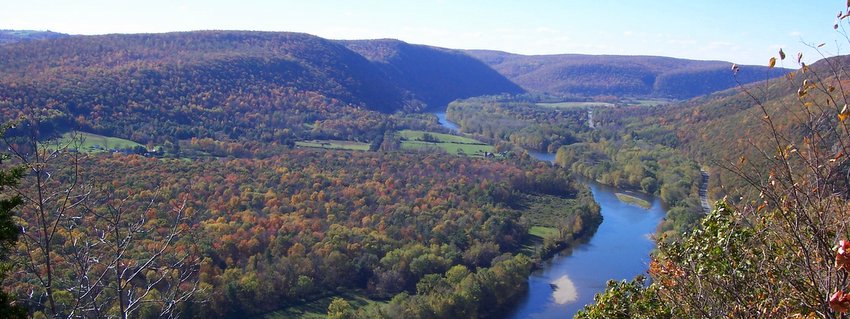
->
[[466, 50, 779, 99], [0, 31, 412, 112], [597, 55, 850, 199], [0, 29, 68, 45], [0, 31, 520, 143], [342, 39, 524, 108]]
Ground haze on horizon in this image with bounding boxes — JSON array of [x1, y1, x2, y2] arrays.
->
[[2, 0, 847, 65]]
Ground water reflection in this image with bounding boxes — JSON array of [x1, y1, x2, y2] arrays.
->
[[551, 275, 578, 304], [427, 110, 665, 318], [503, 181, 665, 319]]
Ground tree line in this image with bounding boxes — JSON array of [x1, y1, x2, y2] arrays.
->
[[1, 135, 598, 317]]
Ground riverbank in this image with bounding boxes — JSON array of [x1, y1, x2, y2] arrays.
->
[[504, 181, 666, 319], [429, 110, 667, 318]]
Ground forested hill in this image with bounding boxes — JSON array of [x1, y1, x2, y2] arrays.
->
[[466, 49, 781, 99], [0, 31, 413, 113], [595, 54, 850, 200], [0, 31, 523, 142], [0, 30, 68, 45], [341, 39, 524, 109]]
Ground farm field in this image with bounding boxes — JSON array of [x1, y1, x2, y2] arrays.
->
[[535, 99, 674, 109], [529, 226, 560, 240], [397, 129, 482, 144], [262, 291, 384, 319], [295, 139, 371, 151], [42, 131, 145, 153], [535, 101, 615, 109], [397, 129, 494, 156], [622, 98, 675, 107]]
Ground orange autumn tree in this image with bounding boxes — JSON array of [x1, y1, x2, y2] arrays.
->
[[2, 127, 202, 319]]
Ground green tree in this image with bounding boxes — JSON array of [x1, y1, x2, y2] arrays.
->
[[575, 276, 670, 319], [421, 133, 438, 143], [0, 125, 26, 318], [327, 297, 353, 319]]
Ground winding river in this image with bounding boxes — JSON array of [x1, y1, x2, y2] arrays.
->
[[504, 182, 665, 318], [434, 112, 667, 318], [434, 112, 460, 132]]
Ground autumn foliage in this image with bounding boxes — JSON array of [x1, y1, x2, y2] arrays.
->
[[3, 146, 593, 317], [578, 3, 850, 318]]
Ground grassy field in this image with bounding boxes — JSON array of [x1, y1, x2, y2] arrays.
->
[[615, 193, 652, 209], [397, 130, 494, 156], [401, 140, 494, 155], [262, 291, 383, 319], [529, 226, 560, 240], [622, 98, 675, 107], [397, 130, 482, 144], [515, 193, 580, 227], [516, 193, 580, 255], [536, 101, 616, 109], [536, 99, 675, 109], [295, 140, 371, 151], [42, 131, 144, 153]]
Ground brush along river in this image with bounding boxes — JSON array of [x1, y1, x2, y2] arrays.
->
[[434, 113, 666, 318]]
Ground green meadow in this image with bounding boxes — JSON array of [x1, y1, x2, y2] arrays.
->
[[262, 291, 384, 319], [397, 130, 494, 156], [295, 140, 371, 151], [535, 101, 615, 109], [42, 131, 145, 153]]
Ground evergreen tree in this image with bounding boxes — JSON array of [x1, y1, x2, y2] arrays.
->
[[0, 125, 26, 319]]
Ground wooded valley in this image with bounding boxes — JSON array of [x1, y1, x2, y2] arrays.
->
[[2, 6, 850, 318]]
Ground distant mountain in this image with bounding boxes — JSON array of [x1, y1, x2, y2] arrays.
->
[[0, 30, 791, 146], [0, 31, 520, 142], [466, 50, 780, 99], [0, 29, 68, 45], [0, 31, 413, 112], [341, 40, 523, 109]]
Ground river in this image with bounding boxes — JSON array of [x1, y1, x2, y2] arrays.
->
[[504, 181, 665, 318], [434, 112, 460, 132], [433, 111, 666, 318]]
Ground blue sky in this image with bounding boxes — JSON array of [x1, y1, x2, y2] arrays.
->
[[2, 0, 847, 65]]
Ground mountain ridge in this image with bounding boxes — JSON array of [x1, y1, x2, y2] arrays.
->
[[341, 39, 524, 109], [597, 54, 850, 199], [0, 31, 523, 142], [0, 29, 68, 45], [0, 29, 796, 147], [465, 49, 782, 99]]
